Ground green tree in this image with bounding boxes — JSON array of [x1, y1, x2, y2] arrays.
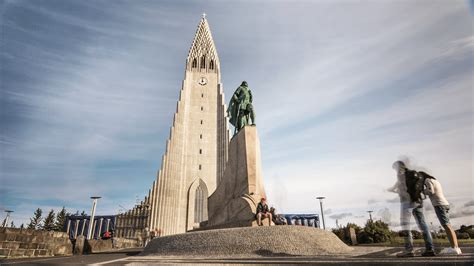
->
[[54, 207, 68, 231], [20, 224, 24, 230], [10, 221, 15, 228], [27, 208, 43, 230], [457, 225, 474, 239], [80, 210, 87, 217], [43, 209, 56, 231], [359, 219, 392, 244]]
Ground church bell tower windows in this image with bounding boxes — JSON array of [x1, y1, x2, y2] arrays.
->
[[200, 56, 206, 69], [192, 58, 197, 68], [209, 60, 214, 70]]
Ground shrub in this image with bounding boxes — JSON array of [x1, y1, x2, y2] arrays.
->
[[362, 220, 392, 243], [457, 232, 470, 239]]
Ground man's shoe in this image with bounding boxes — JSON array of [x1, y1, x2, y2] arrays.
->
[[396, 251, 415, 257], [440, 247, 458, 255], [421, 250, 436, 257]]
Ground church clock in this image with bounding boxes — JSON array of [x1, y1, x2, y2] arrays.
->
[[198, 77, 207, 85]]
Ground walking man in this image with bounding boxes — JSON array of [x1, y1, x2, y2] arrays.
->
[[389, 161, 435, 257], [418, 171, 462, 255]]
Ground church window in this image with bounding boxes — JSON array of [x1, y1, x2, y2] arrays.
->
[[200, 120, 203, 125], [201, 106, 203, 111], [200, 56, 206, 69], [199, 149, 202, 154], [200, 134, 202, 139], [201, 93, 204, 98], [192, 58, 197, 68], [194, 182, 208, 224], [209, 60, 214, 70], [199, 164, 202, 170]]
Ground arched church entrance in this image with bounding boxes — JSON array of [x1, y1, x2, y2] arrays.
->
[[187, 179, 209, 231]]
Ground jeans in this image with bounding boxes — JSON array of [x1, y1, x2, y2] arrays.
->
[[400, 203, 434, 251]]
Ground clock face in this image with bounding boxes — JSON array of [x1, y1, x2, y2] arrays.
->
[[198, 77, 207, 85]]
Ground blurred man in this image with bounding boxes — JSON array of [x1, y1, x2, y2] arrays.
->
[[389, 161, 434, 257]]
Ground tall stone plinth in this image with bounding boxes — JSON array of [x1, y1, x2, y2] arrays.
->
[[207, 126, 266, 228]]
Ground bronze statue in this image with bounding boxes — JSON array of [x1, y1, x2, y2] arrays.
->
[[227, 81, 256, 135]]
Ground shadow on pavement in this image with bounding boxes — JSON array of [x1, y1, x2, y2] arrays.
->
[[91, 248, 143, 256], [254, 249, 300, 257]]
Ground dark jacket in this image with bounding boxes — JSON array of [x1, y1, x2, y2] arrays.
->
[[256, 202, 269, 214]]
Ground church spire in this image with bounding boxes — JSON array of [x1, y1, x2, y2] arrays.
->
[[187, 15, 219, 73]]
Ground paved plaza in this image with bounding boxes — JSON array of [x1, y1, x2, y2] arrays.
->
[[1, 246, 473, 265]]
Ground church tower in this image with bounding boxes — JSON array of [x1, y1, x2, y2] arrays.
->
[[145, 15, 229, 235]]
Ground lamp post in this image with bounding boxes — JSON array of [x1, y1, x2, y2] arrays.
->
[[3, 210, 13, 228], [316, 197, 326, 230], [367, 210, 373, 222], [87, 196, 101, 240]]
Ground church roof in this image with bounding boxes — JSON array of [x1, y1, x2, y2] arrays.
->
[[187, 15, 219, 67]]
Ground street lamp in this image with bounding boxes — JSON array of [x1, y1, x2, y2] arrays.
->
[[367, 210, 373, 222], [87, 196, 101, 240], [3, 210, 13, 228], [316, 197, 326, 230]]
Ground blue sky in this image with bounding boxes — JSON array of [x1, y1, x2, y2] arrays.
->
[[1, 0, 473, 229]]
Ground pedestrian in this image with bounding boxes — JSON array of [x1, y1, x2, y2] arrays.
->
[[419, 171, 462, 255], [388, 160, 435, 257]]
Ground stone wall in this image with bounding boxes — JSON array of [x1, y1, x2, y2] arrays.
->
[[0, 227, 142, 259], [0, 227, 72, 259], [83, 238, 140, 254]]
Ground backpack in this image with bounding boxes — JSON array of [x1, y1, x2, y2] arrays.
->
[[405, 169, 424, 203], [405, 170, 436, 203]]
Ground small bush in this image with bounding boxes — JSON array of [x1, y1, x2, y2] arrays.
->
[[457, 232, 470, 239]]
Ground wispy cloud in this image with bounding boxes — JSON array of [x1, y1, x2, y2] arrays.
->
[[329, 213, 352, 220]]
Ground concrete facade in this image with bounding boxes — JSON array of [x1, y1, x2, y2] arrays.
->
[[115, 201, 149, 239], [207, 126, 267, 228], [141, 16, 229, 236]]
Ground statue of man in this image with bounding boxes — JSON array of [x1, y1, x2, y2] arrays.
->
[[227, 81, 256, 135]]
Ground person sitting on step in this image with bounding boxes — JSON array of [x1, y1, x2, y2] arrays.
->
[[256, 198, 272, 226]]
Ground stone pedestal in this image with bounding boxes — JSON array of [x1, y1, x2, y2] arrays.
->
[[207, 126, 267, 228]]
